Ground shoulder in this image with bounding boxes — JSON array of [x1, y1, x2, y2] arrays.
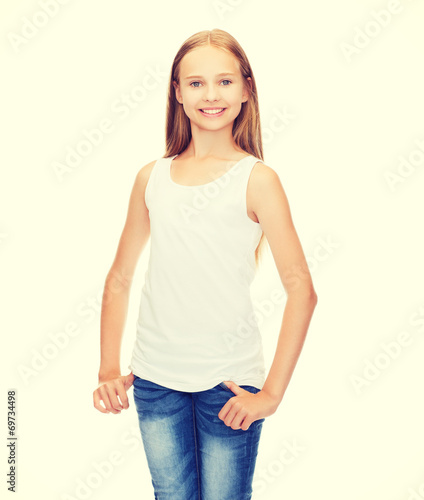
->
[[250, 160, 282, 192], [134, 158, 160, 187], [248, 160, 290, 211]]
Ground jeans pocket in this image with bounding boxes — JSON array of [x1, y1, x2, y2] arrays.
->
[[219, 381, 262, 394], [219, 381, 233, 392], [240, 385, 261, 394]]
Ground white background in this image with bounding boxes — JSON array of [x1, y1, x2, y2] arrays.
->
[[1, 0, 423, 499]]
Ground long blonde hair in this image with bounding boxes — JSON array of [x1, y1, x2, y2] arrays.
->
[[164, 29, 267, 268]]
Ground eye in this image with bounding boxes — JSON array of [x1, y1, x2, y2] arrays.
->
[[189, 81, 201, 88], [221, 79, 232, 86]]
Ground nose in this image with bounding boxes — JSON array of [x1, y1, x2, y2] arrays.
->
[[203, 83, 220, 102]]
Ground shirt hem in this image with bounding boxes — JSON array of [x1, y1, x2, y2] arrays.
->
[[128, 363, 264, 392]]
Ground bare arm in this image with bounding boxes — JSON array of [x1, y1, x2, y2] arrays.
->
[[217, 163, 318, 430], [93, 159, 155, 414], [251, 163, 318, 407]]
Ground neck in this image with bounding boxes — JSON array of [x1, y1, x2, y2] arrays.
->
[[183, 122, 245, 160]]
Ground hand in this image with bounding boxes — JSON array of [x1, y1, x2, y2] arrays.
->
[[93, 372, 135, 414], [218, 380, 279, 431]]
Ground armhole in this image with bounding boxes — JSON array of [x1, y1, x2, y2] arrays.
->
[[245, 159, 264, 226], [144, 158, 160, 209]]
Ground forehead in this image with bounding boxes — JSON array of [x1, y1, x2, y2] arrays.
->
[[179, 45, 241, 76]]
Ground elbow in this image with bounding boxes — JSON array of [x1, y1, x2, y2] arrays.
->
[[307, 284, 318, 305], [287, 285, 317, 305]]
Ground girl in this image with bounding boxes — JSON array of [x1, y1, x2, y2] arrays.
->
[[93, 28, 317, 499]]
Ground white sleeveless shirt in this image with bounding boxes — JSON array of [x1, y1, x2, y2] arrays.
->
[[128, 154, 267, 392]]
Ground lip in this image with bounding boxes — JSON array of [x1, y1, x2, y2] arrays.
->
[[199, 108, 226, 117]]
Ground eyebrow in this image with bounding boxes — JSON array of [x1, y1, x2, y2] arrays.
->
[[183, 72, 236, 80]]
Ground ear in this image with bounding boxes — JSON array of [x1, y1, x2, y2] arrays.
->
[[242, 77, 252, 104], [173, 80, 182, 104]]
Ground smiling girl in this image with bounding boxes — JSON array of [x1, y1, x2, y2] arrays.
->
[[93, 28, 317, 499]]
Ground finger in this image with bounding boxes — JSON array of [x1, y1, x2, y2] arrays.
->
[[93, 390, 109, 414], [124, 373, 135, 391], [116, 380, 130, 409], [240, 415, 253, 431], [218, 400, 231, 421], [224, 401, 241, 427], [224, 381, 244, 396], [99, 385, 121, 414], [104, 384, 124, 412], [231, 408, 249, 430]]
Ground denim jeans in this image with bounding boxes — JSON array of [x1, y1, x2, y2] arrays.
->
[[132, 374, 265, 500]]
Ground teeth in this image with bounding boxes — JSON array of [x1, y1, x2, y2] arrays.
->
[[201, 108, 224, 114]]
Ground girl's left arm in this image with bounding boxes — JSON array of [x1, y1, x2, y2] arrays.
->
[[250, 162, 318, 410]]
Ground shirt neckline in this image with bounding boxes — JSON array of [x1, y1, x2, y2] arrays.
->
[[168, 154, 253, 188]]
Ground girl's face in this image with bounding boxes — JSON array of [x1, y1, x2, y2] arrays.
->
[[173, 45, 251, 132]]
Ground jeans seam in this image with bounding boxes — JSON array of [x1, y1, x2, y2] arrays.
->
[[192, 396, 201, 500]]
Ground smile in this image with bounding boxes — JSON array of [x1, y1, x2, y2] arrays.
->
[[199, 108, 226, 116]]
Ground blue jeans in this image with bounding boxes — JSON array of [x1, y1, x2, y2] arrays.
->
[[132, 374, 265, 499]]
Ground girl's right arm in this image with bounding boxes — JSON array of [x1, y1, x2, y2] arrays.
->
[[93, 160, 156, 415]]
